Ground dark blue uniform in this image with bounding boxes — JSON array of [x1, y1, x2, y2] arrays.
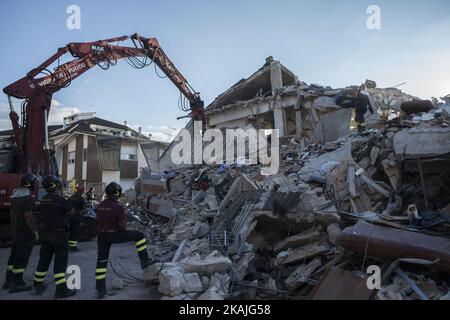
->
[[336, 93, 374, 132], [33, 193, 72, 289]]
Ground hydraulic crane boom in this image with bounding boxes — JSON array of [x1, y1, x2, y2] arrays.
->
[[2, 34, 204, 177]]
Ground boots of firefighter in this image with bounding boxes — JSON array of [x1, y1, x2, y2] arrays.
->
[[54, 284, 76, 299], [69, 241, 80, 252], [1, 267, 13, 290], [95, 277, 116, 299], [357, 122, 366, 133], [34, 283, 48, 295], [97, 289, 116, 299], [142, 261, 159, 282], [8, 272, 32, 293], [136, 238, 150, 269], [33, 271, 48, 295]]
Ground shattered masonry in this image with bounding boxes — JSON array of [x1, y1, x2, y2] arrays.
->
[[126, 58, 450, 300]]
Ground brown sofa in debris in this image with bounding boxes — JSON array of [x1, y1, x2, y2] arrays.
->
[[339, 220, 450, 273]]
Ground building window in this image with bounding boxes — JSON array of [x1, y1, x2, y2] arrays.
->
[[120, 153, 137, 161], [68, 151, 75, 164]]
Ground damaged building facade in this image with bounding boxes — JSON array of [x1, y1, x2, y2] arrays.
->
[[205, 56, 353, 145], [50, 112, 167, 191]]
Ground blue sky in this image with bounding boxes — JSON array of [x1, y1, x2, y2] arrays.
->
[[1, 0, 449, 138]]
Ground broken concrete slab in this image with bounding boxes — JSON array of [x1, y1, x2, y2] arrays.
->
[[327, 223, 342, 245], [143, 263, 166, 281], [234, 243, 256, 281], [180, 251, 233, 275], [167, 220, 197, 243], [360, 175, 391, 198], [299, 142, 352, 181], [142, 179, 168, 195], [197, 286, 224, 300], [318, 108, 353, 144], [315, 209, 341, 225], [370, 146, 380, 166], [183, 273, 203, 293], [148, 198, 176, 218], [296, 191, 331, 214], [347, 163, 356, 197], [273, 230, 321, 253], [381, 159, 401, 189], [172, 239, 187, 262], [200, 276, 210, 291], [358, 157, 370, 170], [161, 293, 198, 300], [326, 160, 360, 201], [111, 276, 125, 290], [310, 161, 341, 184], [159, 267, 186, 296], [393, 127, 450, 158], [285, 257, 322, 290], [192, 221, 210, 237], [209, 272, 231, 294], [279, 242, 330, 266]]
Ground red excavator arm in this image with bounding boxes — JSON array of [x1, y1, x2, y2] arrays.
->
[[2, 34, 204, 176]]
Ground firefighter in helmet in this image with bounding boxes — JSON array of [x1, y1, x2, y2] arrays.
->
[[32, 175, 77, 299], [94, 182, 151, 299], [2, 173, 38, 293]]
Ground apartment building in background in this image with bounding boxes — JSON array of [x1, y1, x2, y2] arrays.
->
[[49, 112, 168, 192]]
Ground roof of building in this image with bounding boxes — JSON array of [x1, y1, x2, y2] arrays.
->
[[205, 57, 301, 112], [50, 116, 149, 140], [0, 125, 62, 136]]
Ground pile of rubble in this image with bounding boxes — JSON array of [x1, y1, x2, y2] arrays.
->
[[127, 96, 450, 300]]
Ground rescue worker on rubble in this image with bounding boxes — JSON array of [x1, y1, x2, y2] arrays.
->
[[67, 185, 86, 252], [336, 85, 374, 133], [32, 175, 77, 299], [2, 173, 39, 293], [95, 182, 151, 299]]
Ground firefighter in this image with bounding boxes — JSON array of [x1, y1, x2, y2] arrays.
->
[[336, 85, 374, 133], [2, 173, 38, 293], [32, 175, 77, 299], [68, 185, 86, 251], [95, 182, 151, 299]]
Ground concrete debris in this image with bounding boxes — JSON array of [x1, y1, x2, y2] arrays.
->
[[273, 230, 320, 253], [161, 293, 198, 300], [111, 276, 125, 290], [142, 263, 163, 281], [159, 267, 186, 296], [326, 223, 342, 245], [393, 127, 450, 157], [128, 84, 450, 300], [197, 287, 224, 300], [183, 273, 204, 293], [180, 251, 233, 275], [279, 242, 330, 266], [285, 257, 322, 290]]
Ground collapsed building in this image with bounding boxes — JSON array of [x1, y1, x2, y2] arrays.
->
[[124, 58, 450, 300], [204, 56, 352, 143]]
